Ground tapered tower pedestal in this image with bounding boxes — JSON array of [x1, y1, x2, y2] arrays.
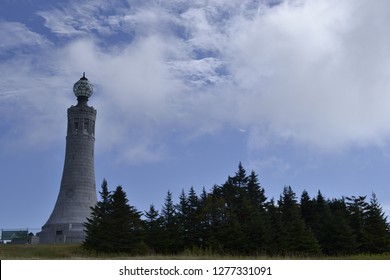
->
[[39, 74, 97, 243]]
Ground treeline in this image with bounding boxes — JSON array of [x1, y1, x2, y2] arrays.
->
[[83, 163, 390, 256]]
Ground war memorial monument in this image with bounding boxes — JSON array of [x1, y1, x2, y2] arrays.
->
[[39, 73, 97, 243]]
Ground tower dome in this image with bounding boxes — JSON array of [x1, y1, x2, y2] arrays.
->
[[73, 72, 93, 99]]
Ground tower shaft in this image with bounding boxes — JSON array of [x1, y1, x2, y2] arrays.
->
[[40, 102, 97, 243]]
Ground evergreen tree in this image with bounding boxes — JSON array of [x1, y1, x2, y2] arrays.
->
[[220, 209, 247, 254], [213, 176, 248, 254], [176, 189, 190, 248], [188, 187, 199, 212], [85, 163, 390, 257], [300, 190, 315, 228], [203, 185, 233, 253], [197, 187, 211, 249], [144, 204, 164, 253], [325, 198, 358, 255], [243, 170, 269, 253], [233, 162, 248, 188], [277, 186, 321, 255], [161, 191, 181, 253], [346, 195, 369, 252], [266, 198, 285, 255], [109, 186, 144, 253], [206, 164, 270, 254], [200, 187, 208, 204], [83, 179, 113, 252], [186, 187, 202, 248], [245, 171, 267, 208], [84, 181, 144, 254], [302, 191, 334, 253], [362, 193, 390, 253]]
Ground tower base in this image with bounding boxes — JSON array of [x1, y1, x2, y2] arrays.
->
[[39, 223, 85, 244]]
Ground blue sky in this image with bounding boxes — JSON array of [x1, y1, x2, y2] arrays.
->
[[1, 0, 390, 230]]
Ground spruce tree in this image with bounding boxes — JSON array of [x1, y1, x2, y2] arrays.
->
[[346, 195, 369, 252], [144, 204, 164, 253], [266, 198, 285, 255], [243, 170, 269, 254], [325, 198, 358, 255], [362, 193, 390, 253], [187, 187, 202, 248], [300, 190, 314, 228], [233, 162, 248, 188], [109, 186, 144, 253], [213, 177, 248, 254], [245, 171, 267, 208], [304, 191, 333, 252], [197, 187, 211, 249], [176, 189, 190, 248], [83, 179, 113, 252], [84, 181, 144, 254], [206, 185, 228, 253], [277, 186, 321, 255], [161, 191, 181, 253]]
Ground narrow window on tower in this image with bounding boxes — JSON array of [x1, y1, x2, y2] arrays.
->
[[67, 120, 71, 134], [73, 118, 79, 133], [84, 118, 89, 134], [91, 120, 95, 136]]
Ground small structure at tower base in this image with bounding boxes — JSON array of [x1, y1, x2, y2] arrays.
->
[[39, 223, 86, 243]]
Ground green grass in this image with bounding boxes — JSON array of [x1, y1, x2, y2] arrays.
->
[[0, 244, 89, 259], [1, 244, 390, 260]]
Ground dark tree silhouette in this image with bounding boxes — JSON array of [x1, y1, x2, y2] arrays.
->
[[86, 163, 390, 256]]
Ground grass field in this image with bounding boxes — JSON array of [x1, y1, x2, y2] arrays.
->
[[1, 244, 390, 260]]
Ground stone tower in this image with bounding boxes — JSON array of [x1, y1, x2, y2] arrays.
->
[[39, 73, 97, 243]]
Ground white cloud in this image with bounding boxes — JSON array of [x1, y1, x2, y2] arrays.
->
[[0, 21, 49, 51], [37, 0, 126, 36], [222, 0, 390, 150], [0, 57, 72, 150], [4, 0, 390, 162], [249, 156, 291, 174]]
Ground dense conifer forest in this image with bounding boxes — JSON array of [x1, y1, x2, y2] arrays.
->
[[83, 163, 390, 256]]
